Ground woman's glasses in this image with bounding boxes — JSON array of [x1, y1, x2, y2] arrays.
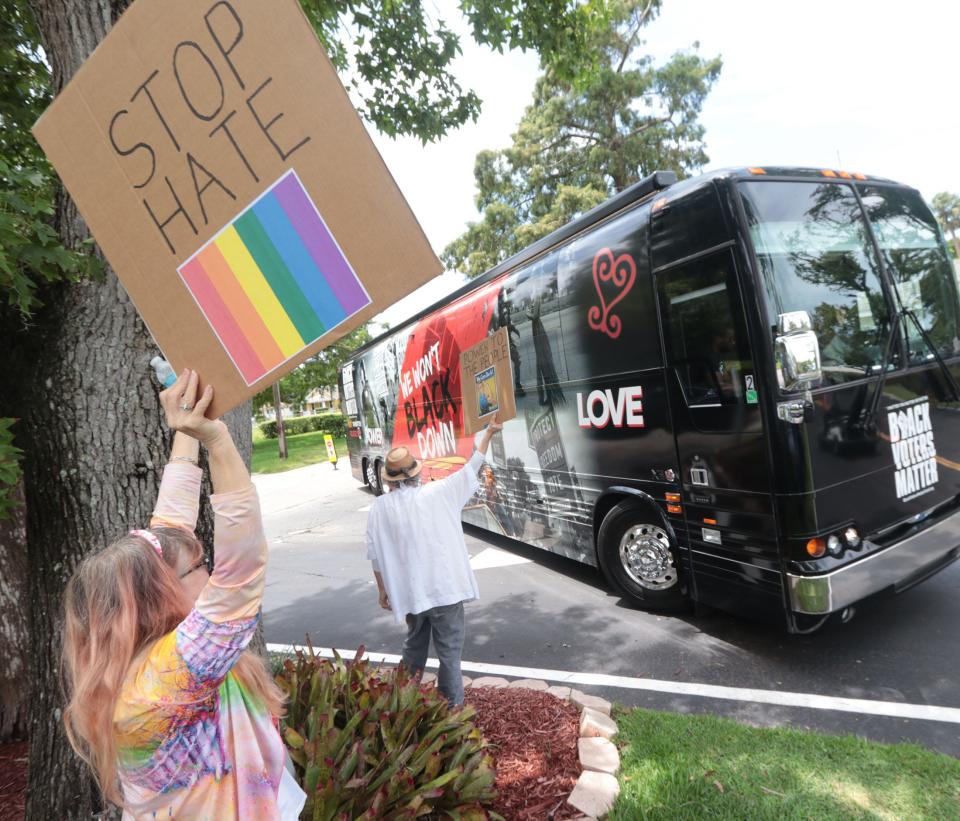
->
[[178, 555, 210, 579]]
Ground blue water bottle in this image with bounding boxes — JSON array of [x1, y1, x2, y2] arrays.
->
[[150, 356, 177, 388]]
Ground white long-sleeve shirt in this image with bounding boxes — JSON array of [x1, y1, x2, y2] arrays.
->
[[366, 450, 484, 623]]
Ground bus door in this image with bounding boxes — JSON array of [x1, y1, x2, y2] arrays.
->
[[654, 246, 782, 617]]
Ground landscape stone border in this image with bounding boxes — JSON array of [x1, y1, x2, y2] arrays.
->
[[441, 674, 621, 820]]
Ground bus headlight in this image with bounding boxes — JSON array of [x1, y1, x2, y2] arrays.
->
[[827, 534, 843, 556], [844, 527, 861, 549]]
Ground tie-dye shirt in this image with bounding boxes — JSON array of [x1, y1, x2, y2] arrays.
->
[[114, 463, 292, 820]]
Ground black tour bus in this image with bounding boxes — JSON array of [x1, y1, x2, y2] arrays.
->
[[339, 166, 960, 632]]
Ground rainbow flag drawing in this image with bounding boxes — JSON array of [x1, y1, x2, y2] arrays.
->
[[178, 170, 371, 385]]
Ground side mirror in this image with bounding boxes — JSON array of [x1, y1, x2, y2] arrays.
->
[[775, 311, 822, 391]]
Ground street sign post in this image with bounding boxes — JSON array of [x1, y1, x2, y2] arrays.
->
[[324, 433, 338, 468]]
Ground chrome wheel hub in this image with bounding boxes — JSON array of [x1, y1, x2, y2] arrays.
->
[[619, 524, 677, 590]]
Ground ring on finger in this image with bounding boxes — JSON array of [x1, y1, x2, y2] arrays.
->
[[180, 403, 193, 411]]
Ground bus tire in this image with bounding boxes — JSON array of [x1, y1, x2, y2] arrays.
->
[[371, 459, 384, 496], [364, 458, 382, 496], [597, 500, 689, 611]]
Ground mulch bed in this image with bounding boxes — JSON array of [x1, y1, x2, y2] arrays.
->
[[465, 688, 583, 820], [0, 740, 28, 821]]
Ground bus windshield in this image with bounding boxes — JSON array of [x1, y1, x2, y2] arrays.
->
[[740, 180, 960, 386], [739, 180, 892, 385], [857, 184, 960, 364]]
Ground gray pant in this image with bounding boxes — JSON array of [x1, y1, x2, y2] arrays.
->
[[402, 601, 465, 705]]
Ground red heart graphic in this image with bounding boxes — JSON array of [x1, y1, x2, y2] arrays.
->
[[588, 248, 636, 339]]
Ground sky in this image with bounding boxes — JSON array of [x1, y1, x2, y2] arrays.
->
[[370, 0, 960, 328]]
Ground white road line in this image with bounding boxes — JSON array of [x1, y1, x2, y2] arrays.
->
[[469, 546, 533, 570], [266, 643, 960, 725]]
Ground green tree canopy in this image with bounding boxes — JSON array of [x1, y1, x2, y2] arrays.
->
[[0, 0, 97, 322], [301, 0, 611, 142], [254, 322, 374, 414], [931, 191, 960, 259], [443, 0, 722, 276]]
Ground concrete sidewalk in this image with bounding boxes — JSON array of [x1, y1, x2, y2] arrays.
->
[[253, 459, 357, 518]]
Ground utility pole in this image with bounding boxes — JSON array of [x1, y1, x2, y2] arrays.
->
[[272, 382, 288, 460]]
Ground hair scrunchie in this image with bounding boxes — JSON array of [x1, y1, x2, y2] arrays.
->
[[130, 529, 164, 557]]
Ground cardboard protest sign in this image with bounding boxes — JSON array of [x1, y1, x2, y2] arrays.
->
[[32, 0, 441, 417], [459, 327, 517, 435]]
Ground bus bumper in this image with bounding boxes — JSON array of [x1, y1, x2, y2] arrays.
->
[[787, 510, 960, 615]]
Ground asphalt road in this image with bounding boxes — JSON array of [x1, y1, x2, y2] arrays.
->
[[257, 459, 960, 758]]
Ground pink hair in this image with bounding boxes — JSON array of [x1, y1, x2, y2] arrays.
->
[[62, 528, 284, 805]]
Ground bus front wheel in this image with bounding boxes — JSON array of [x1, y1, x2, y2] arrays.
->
[[598, 500, 689, 611]]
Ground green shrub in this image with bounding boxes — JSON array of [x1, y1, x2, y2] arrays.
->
[[0, 418, 23, 520], [276, 645, 499, 820], [259, 413, 347, 439]]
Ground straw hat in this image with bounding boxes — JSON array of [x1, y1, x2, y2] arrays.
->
[[381, 446, 422, 483]]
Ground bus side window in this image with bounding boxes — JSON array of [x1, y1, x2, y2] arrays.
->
[[651, 182, 729, 270], [656, 251, 754, 407], [500, 253, 567, 404]]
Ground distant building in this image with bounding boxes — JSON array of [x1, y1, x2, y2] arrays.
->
[[257, 401, 296, 419], [304, 385, 340, 415]]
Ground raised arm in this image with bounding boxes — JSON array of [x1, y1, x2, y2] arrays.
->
[[150, 432, 201, 533], [440, 417, 504, 508], [156, 370, 265, 689]]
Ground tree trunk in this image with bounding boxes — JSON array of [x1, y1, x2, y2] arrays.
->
[[0, 480, 28, 742], [22, 2, 253, 817]]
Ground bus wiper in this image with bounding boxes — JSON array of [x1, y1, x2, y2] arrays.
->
[[862, 308, 960, 432], [902, 308, 960, 401], [860, 312, 900, 431]]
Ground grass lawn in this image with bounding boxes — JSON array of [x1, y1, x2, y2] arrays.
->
[[610, 708, 960, 820], [251, 429, 348, 474]]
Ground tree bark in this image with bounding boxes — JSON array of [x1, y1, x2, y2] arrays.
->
[[0, 480, 28, 742], [22, 2, 253, 817]]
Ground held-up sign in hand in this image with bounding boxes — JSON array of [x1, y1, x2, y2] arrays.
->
[[159, 369, 225, 446], [475, 413, 502, 457]]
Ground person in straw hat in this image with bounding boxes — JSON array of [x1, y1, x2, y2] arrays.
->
[[366, 416, 503, 704]]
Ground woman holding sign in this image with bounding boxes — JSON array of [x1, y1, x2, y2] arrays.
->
[[61, 370, 304, 819]]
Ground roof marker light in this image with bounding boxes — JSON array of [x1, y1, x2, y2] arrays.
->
[[853, 173, 868, 180], [821, 169, 837, 178], [838, 171, 852, 179], [748, 167, 766, 175], [667, 504, 682, 514]]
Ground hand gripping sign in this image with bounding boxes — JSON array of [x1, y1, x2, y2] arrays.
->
[[32, 0, 441, 417]]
